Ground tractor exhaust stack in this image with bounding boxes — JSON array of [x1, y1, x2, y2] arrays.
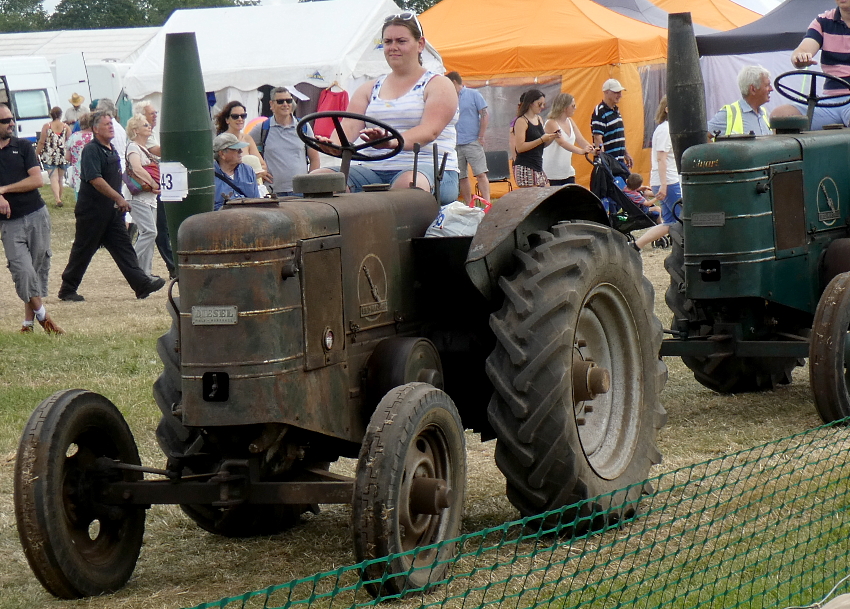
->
[[667, 12, 707, 170], [160, 32, 215, 274]]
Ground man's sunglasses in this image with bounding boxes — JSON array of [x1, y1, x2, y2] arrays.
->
[[273, 99, 294, 105], [230, 113, 248, 119], [384, 11, 423, 36], [0, 117, 14, 124]]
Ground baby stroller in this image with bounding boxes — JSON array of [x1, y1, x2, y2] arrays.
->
[[589, 151, 668, 246]]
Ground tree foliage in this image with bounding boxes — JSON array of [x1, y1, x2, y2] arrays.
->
[[50, 0, 147, 29], [397, 0, 441, 13], [0, 0, 48, 32], [0, 0, 432, 33]]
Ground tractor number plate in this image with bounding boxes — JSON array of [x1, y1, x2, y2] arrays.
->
[[191, 306, 238, 325], [691, 212, 726, 227]]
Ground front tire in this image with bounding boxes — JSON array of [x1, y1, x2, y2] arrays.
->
[[14, 390, 145, 598], [353, 383, 466, 598], [810, 272, 850, 423], [486, 222, 667, 525]]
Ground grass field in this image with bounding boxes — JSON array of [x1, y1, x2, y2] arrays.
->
[[0, 186, 825, 609]]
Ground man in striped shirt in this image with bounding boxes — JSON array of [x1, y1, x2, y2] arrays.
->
[[591, 79, 633, 169], [790, 0, 850, 129]]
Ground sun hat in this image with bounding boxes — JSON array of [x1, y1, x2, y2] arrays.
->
[[213, 132, 249, 152], [602, 79, 626, 92], [69, 92, 85, 106]]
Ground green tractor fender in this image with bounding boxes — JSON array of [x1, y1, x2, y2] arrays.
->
[[464, 184, 609, 302]]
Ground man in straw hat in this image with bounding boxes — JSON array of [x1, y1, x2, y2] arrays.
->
[[65, 93, 85, 127]]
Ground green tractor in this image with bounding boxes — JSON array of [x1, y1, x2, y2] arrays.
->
[[661, 69, 850, 423]]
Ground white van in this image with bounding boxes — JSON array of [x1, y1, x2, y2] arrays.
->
[[0, 56, 61, 142]]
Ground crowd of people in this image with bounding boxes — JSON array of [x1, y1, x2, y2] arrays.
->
[[0, 0, 846, 332]]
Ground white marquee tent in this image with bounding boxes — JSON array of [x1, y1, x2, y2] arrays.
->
[[123, 0, 444, 119]]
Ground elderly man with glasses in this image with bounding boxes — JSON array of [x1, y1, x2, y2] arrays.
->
[[249, 87, 319, 197]]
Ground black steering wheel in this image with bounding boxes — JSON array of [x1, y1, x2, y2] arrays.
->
[[774, 70, 850, 128], [297, 111, 404, 179]]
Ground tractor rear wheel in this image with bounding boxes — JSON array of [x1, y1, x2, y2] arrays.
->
[[353, 383, 466, 598], [486, 221, 667, 526], [14, 390, 145, 598], [664, 223, 800, 393], [810, 272, 850, 423], [153, 297, 311, 537]]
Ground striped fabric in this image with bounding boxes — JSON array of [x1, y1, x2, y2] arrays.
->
[[356, 70, 458, 173], [806, 9, 850, 92], [590, 102, 626, 161]]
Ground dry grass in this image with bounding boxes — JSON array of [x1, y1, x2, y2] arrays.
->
[[0, 189, 826, 609]]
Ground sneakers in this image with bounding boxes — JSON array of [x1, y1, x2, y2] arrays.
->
[[136, 276, 166, 299], [19, 324, 34, 333], [58, 291, 85, 302], [38, 315, 65, 335]]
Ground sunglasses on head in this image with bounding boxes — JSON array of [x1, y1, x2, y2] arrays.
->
[[0, 117, 14, 124], [230, 113, 248, 119], [274, 98, 294, 105], [383, 11, 423, 36]]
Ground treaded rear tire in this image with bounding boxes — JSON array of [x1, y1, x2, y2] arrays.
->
[[486, 221, 667, 525], [664, 223, 800, 393]]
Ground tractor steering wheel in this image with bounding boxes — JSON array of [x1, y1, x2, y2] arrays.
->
[[774, 70, 850, 128], [297, 111, 404, 179]]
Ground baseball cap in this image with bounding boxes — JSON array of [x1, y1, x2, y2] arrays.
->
[[213, 132, 249, 152], [602, 79, 626, 92]]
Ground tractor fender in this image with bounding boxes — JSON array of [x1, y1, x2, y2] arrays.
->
[[464, 184, 608, 302]]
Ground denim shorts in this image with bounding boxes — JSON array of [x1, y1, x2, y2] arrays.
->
[[43, 163, 67, 172], [652, 183, 682, 224], [346, 165, 459, 205]]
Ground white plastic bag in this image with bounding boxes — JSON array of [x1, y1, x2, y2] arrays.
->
[[425, 201, 486, 237]]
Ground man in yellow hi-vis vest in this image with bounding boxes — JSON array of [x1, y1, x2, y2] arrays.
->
[[707, 66, 773, 138]]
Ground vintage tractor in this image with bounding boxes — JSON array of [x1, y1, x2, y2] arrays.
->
[[12, 35, 666, 603], [661, 15, 850, 422]]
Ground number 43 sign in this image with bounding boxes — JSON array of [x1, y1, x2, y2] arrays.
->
[[159, 162, 190, 201]]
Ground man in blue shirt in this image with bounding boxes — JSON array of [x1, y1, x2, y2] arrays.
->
[[446, 72, 490, 203], [213, 133, 260, 210]]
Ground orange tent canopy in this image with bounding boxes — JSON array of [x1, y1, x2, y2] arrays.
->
[[419, 0, 668, 78], [649, 0, 761, 31]]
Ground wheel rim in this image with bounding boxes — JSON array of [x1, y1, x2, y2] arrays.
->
[[60, 429, 130, 565], [398, 424, 451, 564], [574, 283, 641, 480]]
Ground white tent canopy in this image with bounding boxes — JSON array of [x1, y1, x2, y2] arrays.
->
[[0, 27, 159, 63], [730, 0, 783, 14], [123, 0, 444, 103]]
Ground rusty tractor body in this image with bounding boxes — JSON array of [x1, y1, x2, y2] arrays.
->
[[14, 33, 667, 599]]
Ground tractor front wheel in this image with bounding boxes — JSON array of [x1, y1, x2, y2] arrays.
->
[[14, 390, 145, 598], [810, 272, 850, 423], [353, 383, 466, 598]]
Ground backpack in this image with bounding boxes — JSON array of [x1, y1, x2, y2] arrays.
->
[[256, 119, 270, 155]]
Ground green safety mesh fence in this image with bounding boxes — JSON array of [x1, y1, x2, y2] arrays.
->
[[187, 420, 850, 609]]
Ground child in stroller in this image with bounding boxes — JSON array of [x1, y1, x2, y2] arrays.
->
[[589, 150, 671, 250]]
